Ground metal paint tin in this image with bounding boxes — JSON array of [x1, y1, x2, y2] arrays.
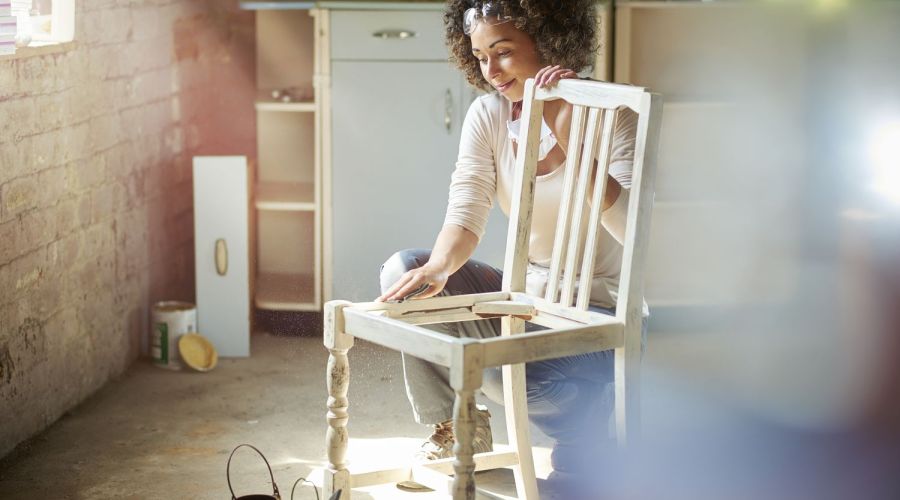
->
[[151, 301, 197, 370]]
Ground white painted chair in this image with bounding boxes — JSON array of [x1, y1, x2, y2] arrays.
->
[[323, 79, 663, 499]]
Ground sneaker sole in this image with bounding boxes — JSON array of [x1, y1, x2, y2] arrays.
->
[[396, 480, 435, 492]]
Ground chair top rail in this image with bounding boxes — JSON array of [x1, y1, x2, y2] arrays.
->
[[533, 78, 646, 112]]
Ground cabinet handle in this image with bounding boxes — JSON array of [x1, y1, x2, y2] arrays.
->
[[444, 89, 453, 134], [372, 30, 417, 40], [215, 238, 228, 276]]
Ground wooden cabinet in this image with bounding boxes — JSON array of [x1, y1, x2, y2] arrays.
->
[[193, 157, 251, 357]]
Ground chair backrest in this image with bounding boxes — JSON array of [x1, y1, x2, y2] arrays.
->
[[501, 79, 663, 326]]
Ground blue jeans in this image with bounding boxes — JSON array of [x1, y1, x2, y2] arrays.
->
[[380, 249, 647, 469]]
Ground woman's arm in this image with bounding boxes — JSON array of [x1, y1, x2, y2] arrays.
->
[[376, 224, 478, 302], [377, 98, 496, 302]]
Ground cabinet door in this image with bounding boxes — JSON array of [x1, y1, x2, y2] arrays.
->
[[193, 157, 250, 357], [331, 61, 505, 301]]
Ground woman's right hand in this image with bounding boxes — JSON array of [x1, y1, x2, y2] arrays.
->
[[376, 263, 449, 303]]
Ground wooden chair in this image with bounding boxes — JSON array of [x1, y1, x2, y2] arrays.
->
[[323, 78, 663, 499]]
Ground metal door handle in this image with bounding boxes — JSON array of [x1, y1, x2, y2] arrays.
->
[[215, 239, 228, 276], [372, 30, 417, 40], [444, 89, 453, 134]]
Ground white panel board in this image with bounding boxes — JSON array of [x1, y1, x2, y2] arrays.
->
[[193, 156, 251, 357]]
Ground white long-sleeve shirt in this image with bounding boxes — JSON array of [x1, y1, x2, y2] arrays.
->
[[443, 92, 638, 308]]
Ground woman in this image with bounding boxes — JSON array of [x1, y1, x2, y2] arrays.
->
[[377, 0, 644, 484]]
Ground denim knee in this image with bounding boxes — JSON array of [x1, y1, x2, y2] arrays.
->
[[379, 248, 430, 294]]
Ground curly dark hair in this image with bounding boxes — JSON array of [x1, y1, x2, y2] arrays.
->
[[443, 0, 599, 92]]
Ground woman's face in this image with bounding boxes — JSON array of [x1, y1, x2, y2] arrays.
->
[[469, 18, 543, 102]]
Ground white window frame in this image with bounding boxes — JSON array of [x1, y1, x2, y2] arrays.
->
[[1, 0, 73, 56], [28, 0, 74, 45]]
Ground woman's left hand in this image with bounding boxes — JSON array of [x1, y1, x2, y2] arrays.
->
[[535, 65, 578, 89]]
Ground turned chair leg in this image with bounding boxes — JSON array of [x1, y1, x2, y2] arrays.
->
[[451, 388, 477, 500], [449, 342, 483, 500], [324, 301, 354, 499]]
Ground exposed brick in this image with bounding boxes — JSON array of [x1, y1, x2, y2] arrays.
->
[[163, 126, 184, 156], [133, 68, 173, 104], [0, 98, 37, 142], [67, 157, 107, 193], [16, 56, 55, 96], [90, 183, 115, 223], [53, 198, 80, 237], [109, 8, 134, 44], [18, 208, 58, 254], [9, 247, 46, 299], [57, 123, 92, 163], [0, 136, 33, 186], [36, 167, 69, 209], [31, 131, 64, 171], [49, 229, 83, 269], [169, 95, 181, 121], [87, 45, 117, 80], [2, 175, 39, 221], [131, 7, 161, 41], [111, 171, 144, 213], [0, 219, 20, 266], [0, 62, 16, 100], [1, 0, 256, 458], [87, 113, 124, 152]]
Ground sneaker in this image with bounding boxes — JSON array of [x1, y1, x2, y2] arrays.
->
[[397, 407, 493, 492], [415, 406, 493, 461]]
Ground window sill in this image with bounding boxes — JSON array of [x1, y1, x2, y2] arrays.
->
[[0, 40, 78, 61]]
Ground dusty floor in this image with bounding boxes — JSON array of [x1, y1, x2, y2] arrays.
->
[[0, 318, 713, 500], [0, 327, 562, 499]]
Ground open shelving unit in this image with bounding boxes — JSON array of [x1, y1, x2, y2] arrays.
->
[[249, 4, 322, 312]]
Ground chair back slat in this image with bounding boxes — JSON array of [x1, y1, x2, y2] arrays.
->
[[501, 83, 544, 293], [576, 108, 618, 310], [558, 107, 602, 307], [544, 105, 587, 303]]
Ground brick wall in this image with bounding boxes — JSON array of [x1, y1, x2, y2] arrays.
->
[[0, 0, 255, 457]]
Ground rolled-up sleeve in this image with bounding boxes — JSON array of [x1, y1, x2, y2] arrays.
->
[[443, 98, 497, 241]]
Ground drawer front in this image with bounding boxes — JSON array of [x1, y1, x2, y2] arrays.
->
[[330, 10, 448, 61]]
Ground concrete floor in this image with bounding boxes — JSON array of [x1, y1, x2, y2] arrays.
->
[[0, 316, 746, 500], [0, 327, 565, 499]]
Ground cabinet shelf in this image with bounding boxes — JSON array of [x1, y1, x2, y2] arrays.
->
[[255, 99, 316, 112], [256, 182, 316, 211], [255, 272, 318, 311], [240, 1, 314, 10]]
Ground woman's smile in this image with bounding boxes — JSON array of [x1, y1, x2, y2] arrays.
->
[[495, 79, 515, 92]]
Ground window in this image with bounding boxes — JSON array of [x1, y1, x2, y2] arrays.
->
[[0, 0, 73, 56]]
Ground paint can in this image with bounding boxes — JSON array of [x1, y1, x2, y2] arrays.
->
[[151, 301, 197, 370]]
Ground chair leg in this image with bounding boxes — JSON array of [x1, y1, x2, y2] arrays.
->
[[324, 301, 354, 499], [614, 324, 641, 447], [501, 317, 539, 499], [451, 388, 477, 500], [449, 341, 484, 500]]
